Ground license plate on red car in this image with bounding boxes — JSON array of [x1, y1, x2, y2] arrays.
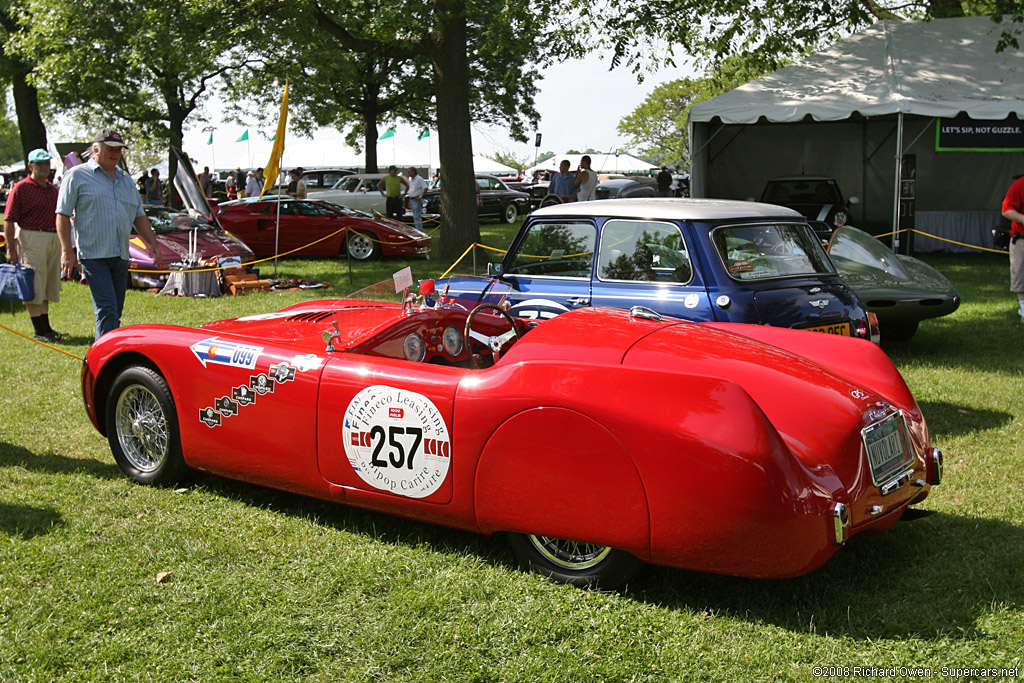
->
[[862, 412, 914, 485], [803, 321, 851, 336]]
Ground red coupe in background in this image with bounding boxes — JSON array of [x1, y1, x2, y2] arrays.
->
[[216, 197, 431, 261], [81, 293, 941, 587]]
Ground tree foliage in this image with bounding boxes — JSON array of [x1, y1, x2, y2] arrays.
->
[[617, 58, 773, 165], [308, 0, 569, 260], [16, 0, 265, 182], [596, 0, 1024, 74], [224, 5, 435, 173], [0, 1, 48, 159]]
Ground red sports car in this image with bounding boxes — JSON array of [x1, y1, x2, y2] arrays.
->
[[216, 197, 431, 261], [81, 292, 941, 587]]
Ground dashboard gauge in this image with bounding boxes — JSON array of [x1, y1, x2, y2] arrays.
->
[[442, 326, 463, 356], [403, 333, 426, 362]]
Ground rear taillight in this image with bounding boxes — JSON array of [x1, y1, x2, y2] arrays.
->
[[856, 313, 881, 344]]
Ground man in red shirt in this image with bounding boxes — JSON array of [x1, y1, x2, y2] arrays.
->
[[1002, 174, 1024, 323], [3, 148, 64, 341]]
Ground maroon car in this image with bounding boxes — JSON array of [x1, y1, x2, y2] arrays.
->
[[217, 197, 432, 261], [130, 206, 254, 288]]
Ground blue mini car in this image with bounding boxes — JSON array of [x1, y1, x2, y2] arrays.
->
[[438, 199, 879, 341]]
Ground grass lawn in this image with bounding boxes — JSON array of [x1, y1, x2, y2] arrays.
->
[[1, 222, 1022, 681]]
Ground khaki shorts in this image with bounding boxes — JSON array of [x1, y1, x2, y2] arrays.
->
[[15, 228, 61, 306]]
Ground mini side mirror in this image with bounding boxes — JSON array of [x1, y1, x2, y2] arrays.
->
[[487, 262, 504, 277], [848, 196, 861, 206]]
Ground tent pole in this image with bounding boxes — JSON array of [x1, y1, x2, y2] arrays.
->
[[891, 111, 904, 253]]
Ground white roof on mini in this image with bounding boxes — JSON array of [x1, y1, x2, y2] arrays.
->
[[532, 198, 804, 221]]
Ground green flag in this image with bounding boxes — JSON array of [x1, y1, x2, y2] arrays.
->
[[378, 128, 395, 141], [207, 131, 213, 145], [236, 130, 249, 142], [418, 129, 430, 141]]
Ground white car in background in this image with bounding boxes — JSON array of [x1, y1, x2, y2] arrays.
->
[[313, 173, 389, 214]]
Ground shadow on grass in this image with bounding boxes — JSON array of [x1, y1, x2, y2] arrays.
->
[[917, 400, 1014, 438], [634, 510, 1024, 640], [0, 441, 121, 480], [190, 471, 1022, 641], [0, 502, 63, 539]]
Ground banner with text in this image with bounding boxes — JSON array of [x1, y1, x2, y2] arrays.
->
[[936, 113, 1024, 151]]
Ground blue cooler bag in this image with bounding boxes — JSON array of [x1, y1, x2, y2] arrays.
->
[[0, 263, 35, 301]]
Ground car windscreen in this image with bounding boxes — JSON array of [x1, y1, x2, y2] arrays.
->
[[713, 222, 835, 280], [333, 176, 364, 192], [827, 226, 909, 279], [762, 180, 842, 204]]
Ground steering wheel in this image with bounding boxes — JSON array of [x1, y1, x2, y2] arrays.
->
[[464, 303, 523, 368]]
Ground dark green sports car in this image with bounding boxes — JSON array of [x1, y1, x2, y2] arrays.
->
[[826, 226, 960, 342]]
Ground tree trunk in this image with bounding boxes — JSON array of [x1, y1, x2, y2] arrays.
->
[[364, 111, 379, 173], [11, 62, 48, 161], [927, 0, 965, 18], [167, 100, 185, 208], [431, 0, 480, 263]]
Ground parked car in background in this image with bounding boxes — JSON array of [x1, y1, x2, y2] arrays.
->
[[595, 176, 658, 200], [313, 173, 389, 214], [129, 206, 255, 289], [826, 225, 960, 341], [216, 197, 430, 261], [300, 167, 355, 193], [437, 198, 879, 342], [83, 291, 940, 588], [759, 176, 860, 240], [424, 174, 530, 224]]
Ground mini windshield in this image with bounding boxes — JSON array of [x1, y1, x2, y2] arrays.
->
[[762, 179, 842, 204], [713, 223, 835, 280], [827, 226, 909, 279]]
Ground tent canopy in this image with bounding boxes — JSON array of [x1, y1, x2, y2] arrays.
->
[[525, 152, 657, 176], [689, 17, 1024, 125]]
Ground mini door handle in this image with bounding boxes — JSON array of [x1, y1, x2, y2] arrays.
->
[[566, 297, 590, 306]]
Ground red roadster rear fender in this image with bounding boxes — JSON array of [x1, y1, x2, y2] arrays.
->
[[462, 361, 845, 577]]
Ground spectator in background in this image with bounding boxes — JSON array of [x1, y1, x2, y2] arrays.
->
[[1001, 173, 1024, 322], [199, 166, 214, 197], [672, 166, 687, 197], [656, 166, 672, 197], [377, 165, 408, 219], [225, 172, 237, 200], [406, 167, 427, 232], [4, 148, 65, 341], [573, 155, 599, 202], [288, 168, 307, 198], [255, 167, 265, 188], [546, 159, 576, 203], [145, 168, 163, 204], [245, 171, 260, 197], [235, 167, 245, 195]]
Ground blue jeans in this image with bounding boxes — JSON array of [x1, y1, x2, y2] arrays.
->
[[409, 197, 423, 232], [80, 257, 129, 339]]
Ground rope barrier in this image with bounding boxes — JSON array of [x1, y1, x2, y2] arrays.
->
[[0, 322, 84, 360], [871, 228, 1009, 255]]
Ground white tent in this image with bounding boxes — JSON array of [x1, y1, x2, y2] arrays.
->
[[688, 17, 1024, 251], [525, 152, 657, 176]]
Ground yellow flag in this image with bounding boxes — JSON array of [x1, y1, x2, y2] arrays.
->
[[260, 80, 289, 199]]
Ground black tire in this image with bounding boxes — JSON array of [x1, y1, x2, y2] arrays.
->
[[883, 320, 919, 343], [506, 532, 643, 589], [345, 230, 381, 261], [105, 366, 189, 486], [502, 201, 519, 224]]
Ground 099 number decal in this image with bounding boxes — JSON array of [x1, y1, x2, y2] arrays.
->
[[343, 385, 452, 499]]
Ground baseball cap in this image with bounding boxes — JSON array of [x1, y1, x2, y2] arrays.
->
[[27, 149, 51, 163], [93, 128, 126, 147]]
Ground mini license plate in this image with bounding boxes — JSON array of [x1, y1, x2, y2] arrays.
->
[[803, 321, 851, 336], [862, 412, 914, 485]]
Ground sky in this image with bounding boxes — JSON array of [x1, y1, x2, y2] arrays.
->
[[177, 52, 700, 173]]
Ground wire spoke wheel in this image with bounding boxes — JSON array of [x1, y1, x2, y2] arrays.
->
[[527, 535, 613, 570], [106, 365, 188, 485], [115, 385, 170, 472]]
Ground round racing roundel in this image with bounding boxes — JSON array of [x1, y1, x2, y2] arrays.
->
[[342, 385, 451, 499]]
